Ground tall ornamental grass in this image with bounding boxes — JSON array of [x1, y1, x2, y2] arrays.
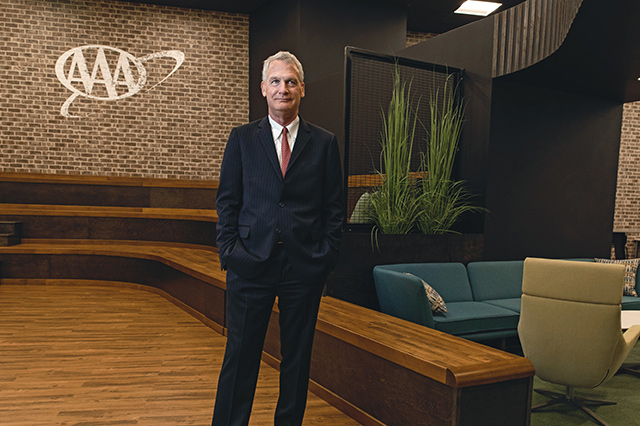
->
[[369, 67, 422, 236], [418, 74, 485, 234]]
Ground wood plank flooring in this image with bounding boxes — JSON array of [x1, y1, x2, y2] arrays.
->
[[0, 283, 361, 426]]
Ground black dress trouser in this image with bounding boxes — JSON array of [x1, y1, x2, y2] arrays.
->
[[212, 245, 325, 426]]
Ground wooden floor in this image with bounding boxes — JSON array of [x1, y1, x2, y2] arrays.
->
[[0, 283, 362, 426]]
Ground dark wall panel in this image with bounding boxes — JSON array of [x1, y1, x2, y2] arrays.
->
[[483, 79, 622, 260]]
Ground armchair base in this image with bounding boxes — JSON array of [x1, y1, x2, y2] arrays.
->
[[533, 387, 615, 426]]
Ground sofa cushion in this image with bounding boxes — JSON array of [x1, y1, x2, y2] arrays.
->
[[466, 260, 524, 301], [483, 298, 522, 313], [376, 263, 474, 302], [404, 273, 447, 314], [595, 258, 639, 297], [433, 301, 520, 336]]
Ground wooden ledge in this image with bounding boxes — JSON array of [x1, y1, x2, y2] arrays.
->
[[0, 204, 218, 222], [0, 171, 219, 189], [0, 239, 225, 289], [316, 296, 534, 388], [0, 239, 533, 424], [0, 239, 533, 389]]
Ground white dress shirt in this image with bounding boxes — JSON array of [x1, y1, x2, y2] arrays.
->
[[268, 115, 299, 167]]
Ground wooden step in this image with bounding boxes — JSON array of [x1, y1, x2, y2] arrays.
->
[[0, 205, 216, 245], [0, 238, 225, 287], [0, 204, 216, 222], [0, 172, 218, 209], [0, 239, 534, 425]]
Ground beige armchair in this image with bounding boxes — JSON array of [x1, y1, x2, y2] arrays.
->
[[518, 257, 640, 426]]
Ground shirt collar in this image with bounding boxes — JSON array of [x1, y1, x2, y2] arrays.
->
[[268, 115, 300, 141]]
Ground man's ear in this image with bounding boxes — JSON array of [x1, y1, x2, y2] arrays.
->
[[300, 82, 305, 98], [261, 81, 266, 97]]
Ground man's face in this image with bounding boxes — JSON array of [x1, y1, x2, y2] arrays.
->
[[261, 60, 305, 121]]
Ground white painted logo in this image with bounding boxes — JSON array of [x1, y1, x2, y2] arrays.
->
[[55, 45, 185, 117]]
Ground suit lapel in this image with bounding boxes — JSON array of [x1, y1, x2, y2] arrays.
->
[[288, 117, 310, 172], [257, 117, 283, 179]]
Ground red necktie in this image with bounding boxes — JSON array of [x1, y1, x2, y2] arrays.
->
[[281, 127, 290, 177]]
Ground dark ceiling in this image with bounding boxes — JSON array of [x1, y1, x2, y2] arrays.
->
[[120, 0, 526, 34]]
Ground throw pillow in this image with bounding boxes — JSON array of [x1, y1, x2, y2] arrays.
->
[[404, 273, 447, 314], [594, 258, 639, 297]]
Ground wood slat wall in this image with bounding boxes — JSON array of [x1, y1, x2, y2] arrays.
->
[[492, 0, 583, 77]]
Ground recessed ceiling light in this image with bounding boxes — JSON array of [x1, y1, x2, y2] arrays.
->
[[454, 1, 502, 17]]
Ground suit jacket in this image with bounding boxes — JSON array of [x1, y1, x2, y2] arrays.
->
[[216, 116, 344, 285]]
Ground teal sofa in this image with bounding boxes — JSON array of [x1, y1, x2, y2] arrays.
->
[[373, 259, 640, 342]]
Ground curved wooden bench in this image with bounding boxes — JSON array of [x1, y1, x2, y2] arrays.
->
[[268, 295, 533, 425], [0, 204, 217, 222], [0, 171, 218, 209], [0, 238, 224, 283], [0, 172, 534, 425], [0, 238, 534, 425], [0, 204, 217, 245]]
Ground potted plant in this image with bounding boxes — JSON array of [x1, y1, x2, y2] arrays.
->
[[368, 68, 484, 239], [368, 66, 422, 239], [417, 74, 486, 234], [325, 66, 484, 310]]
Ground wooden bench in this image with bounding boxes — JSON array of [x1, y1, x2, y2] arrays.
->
[[0, 172, 218, 208], [0, 203, 217, 221], [0, 172, 219, 246], [268, 296, 533, 425], [0, 239, 534, 425], [0, 172, 534, 425]]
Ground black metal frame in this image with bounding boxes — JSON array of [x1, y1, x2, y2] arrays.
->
[[342, 46, 464, 231]]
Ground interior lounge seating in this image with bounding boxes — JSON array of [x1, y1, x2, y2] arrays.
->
[[518, 257, 640, 426], [372, 257, 640, 345], [373, 261, 522, 342]]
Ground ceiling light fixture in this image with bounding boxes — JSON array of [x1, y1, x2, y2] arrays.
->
[[454, 1, 502, 17]]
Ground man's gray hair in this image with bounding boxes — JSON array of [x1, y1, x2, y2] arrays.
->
[[262, 51, 305, 83]]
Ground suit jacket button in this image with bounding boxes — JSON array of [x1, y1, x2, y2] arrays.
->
[[279, 202, 285, 208], [275, 227, 281, 234]]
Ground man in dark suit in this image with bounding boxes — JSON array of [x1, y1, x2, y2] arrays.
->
[[212, 51, 344, 426]]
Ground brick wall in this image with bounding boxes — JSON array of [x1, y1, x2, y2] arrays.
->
[[406, 31, 438, 47], [0, 0, 248, 180], [614, 101, 640, 257]]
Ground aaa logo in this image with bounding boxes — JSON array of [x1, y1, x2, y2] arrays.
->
[[55, 45, 185, 117]]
